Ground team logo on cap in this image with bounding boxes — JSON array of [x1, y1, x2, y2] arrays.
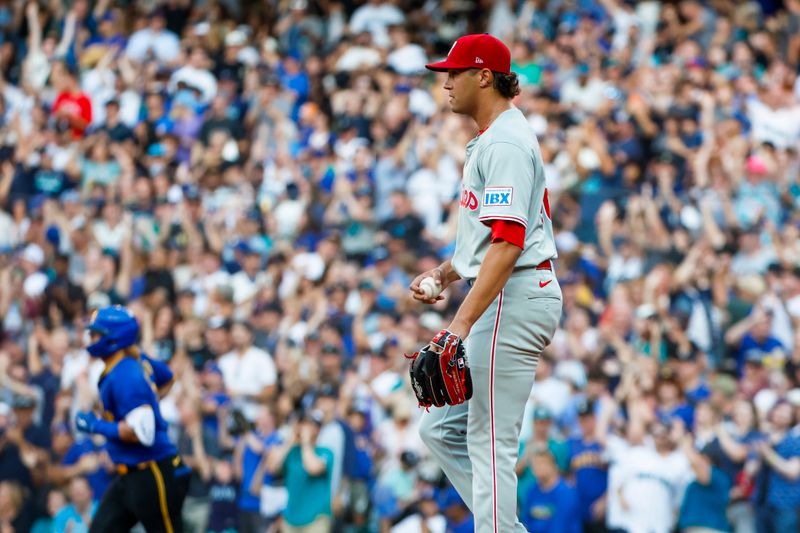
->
[[475, 57, 484, 64]]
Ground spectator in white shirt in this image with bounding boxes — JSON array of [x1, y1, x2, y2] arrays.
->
[[386, 25, 427, 75], [168, 47, 218, 105], [218, 321, 277, 422], [560, 64, 610, 114], [348, 0, 404, 49], [229, 243, 267, 307], [125, 8, 180, 65], [615, 420, 692, 533]]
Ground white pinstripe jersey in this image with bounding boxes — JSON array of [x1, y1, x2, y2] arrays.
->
[[451, 107, 557, 280]]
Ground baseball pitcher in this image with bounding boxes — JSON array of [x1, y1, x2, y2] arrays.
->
[[409, 34, 562, 533]]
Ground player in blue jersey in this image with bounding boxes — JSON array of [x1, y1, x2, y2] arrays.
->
[[75, 306, 190, 533]]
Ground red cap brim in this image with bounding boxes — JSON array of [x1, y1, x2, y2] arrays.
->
[[425, 60, 462, 72]]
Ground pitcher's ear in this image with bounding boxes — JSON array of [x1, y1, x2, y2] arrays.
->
[[479, 68, 494, 88]]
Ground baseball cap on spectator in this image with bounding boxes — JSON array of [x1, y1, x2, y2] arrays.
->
[[11, 394, 36, 410], [744, 349, 765, 367], [225, 30, 247, 47], [87, 292, 112, 311], [425, 34, 512, 74], [203, 361, 223, 376], [317, 383, 339, 399], [177, 288, 195, 299], [555, 360, 587, 389], [253, 300, 281, 315], [670, 342, 699, 363], [181, 185, 201, 203], [321, 344, 341, 356], [357, 279, 376, 291], [437, 486, 467, 510], [305, 409, 324, 426], [687, 57, 707, 70], [555, 232, 579, 254], [235, 241, 259, 257], [400, 450, 420, 468], [21, 243, 44, 267], [207, 316, 231, 331], [60, 189, 80, 205], [710, 374, 738, 398], [45, 225, 60, 247], [767, 262, 785, 276], [533, 405, 553, 421], [419, 488, 437, 501], [193, 22, 210, 36], [576, 398, 595, 417], [419, 312, 444, 332], [148, 6, 166, 19], [147, 143, 166, 157], [754, 389, 779, 416], [371, 247, 390, 263]]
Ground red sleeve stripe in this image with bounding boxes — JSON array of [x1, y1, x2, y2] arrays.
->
[[490, 219, 525, 249], [543, 188, 551, 219], [479, 214, 528, 228]]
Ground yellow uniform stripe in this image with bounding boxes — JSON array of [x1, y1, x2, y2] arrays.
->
[[149, 462, 173, 533]]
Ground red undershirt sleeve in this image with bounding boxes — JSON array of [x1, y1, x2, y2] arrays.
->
[[490, 219, 525, 249]]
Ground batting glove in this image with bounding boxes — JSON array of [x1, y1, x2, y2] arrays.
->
[[75, 411, 99, 433], [75, 411, 119, 439]]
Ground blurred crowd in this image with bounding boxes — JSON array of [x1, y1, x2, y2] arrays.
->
[[0, 0, 799, 532]]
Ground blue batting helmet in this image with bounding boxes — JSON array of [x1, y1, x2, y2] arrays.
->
[[86, 306, 139, 358]]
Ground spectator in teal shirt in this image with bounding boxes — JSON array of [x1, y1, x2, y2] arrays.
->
[[678, 437, 732, 533], [268, 412, 333, 532], [517, 406, 570, 505], [30, 487, 67, 533], [52, 477, 98, 533]]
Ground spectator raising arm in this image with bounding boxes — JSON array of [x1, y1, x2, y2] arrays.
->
[[298, 422, 327, 476], [756, 440, 800, 481], [680, 435, 711, 484], [266, 424, 297, 475]]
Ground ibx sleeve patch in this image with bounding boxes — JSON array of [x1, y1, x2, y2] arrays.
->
[[483, 187, 513, 206]]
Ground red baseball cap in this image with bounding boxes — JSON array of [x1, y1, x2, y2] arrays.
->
[[425, 34, 512, 75]]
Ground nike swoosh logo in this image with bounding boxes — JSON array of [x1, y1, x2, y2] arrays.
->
[[539, 280, 552, 288]]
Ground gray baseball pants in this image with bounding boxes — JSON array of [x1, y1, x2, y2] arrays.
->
[[419, 269, 562, 533]]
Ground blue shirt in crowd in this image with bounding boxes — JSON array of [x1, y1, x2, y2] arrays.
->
[[523, 478, 583, 533], [567, 438, 608, 523], [62, 440, 112, 500], [764, 433, 800, 509], [447, 514, 475, 533], [238, 431, 282, 512]]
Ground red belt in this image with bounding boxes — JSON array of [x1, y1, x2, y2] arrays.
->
[[467, 260, 553, 286]]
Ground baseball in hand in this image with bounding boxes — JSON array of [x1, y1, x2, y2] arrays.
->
[[420, 277, 443, 299]]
